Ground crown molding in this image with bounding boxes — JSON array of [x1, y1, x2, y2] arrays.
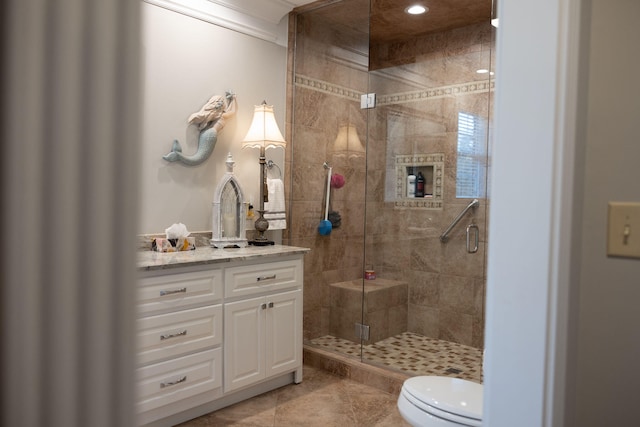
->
[[144, 0, 312, 46]]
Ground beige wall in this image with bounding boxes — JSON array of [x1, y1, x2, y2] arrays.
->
[[287, 6, 494, 348], [139, 3, 287, 235], [484, 0, 640, 424], [571, 0, 640, 424]]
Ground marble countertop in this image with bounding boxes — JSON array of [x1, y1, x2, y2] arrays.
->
[[138, 245, 310, 272]]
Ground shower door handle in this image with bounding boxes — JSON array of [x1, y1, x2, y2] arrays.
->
[[466, 224, 479, 253]]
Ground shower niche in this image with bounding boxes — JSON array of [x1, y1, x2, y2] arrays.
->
[[395, 153, 444, 209]]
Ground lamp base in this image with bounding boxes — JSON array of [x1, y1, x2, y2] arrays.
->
[[250, 208, 274, 246], [248, 239, 275, 246]]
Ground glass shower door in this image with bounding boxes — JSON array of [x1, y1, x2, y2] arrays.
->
[[289, 0, 371, 360], [360, 9, 494, 378], [291, 0, 494, 382]]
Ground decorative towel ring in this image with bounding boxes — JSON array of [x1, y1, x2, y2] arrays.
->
[[266, 159, 282, 178]]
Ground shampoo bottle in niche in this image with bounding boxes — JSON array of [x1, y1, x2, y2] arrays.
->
[[407, 174, 416, 197], [415, 171, 425, 197]]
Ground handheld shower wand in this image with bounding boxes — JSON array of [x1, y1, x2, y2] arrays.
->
[[318, 162, 333, 235]]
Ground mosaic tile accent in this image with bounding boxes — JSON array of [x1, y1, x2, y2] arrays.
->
[[294, 74, 494, 107], [294, 75, 362, 102], [308, 332, 483, 383], [377, 80, 495, 106]]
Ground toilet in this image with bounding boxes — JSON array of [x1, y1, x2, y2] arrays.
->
[[397, 376, 483, 426]]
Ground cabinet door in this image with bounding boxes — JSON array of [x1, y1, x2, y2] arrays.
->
[[224, 296, 264, 392], [265, 289, 302, 377]]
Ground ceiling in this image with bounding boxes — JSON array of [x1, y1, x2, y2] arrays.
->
[[149, 0, 492, 47], [291, 0, 493, 44], [370, 0, 492, 43]]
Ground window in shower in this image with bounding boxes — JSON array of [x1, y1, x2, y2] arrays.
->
[[456, 111, 487, 198]]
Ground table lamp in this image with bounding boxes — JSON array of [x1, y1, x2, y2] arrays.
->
[[242, 101, 286, 245]]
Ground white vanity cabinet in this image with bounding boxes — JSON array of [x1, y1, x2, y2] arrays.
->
[[224, 288, 302, 392], [224, 257, 303, 392], [136, 247, 307, 427], [136, 269, 224, 426]]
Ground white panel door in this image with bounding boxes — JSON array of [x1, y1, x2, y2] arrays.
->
[[265, 290, 301, 377], [224, 296, 265, 392]]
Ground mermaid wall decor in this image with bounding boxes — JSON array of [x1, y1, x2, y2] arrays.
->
[[163, 91, 237, 166]]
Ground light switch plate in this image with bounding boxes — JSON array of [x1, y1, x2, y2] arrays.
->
[[607, 202, 640, 259]]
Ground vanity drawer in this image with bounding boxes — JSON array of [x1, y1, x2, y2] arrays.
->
[[138, 269, 223, 315], [224, 258, 303, 299], [138, 305, 222, 365], [137, 347, 222, 414]]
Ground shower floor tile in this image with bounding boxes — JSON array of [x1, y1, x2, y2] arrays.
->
[[308, 332, 483, 383]]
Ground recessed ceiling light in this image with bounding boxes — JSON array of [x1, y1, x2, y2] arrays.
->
[[405, 4, 428, 15], [476, 69, 489, 74], [491, 18, 499, 27]]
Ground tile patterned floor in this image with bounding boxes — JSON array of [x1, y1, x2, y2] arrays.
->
[[176, 364, 410, 427], [308, 332, 484, 383]]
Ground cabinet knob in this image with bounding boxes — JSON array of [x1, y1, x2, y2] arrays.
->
[[261, 303, 267, 310], [268, 302, 274, 308]]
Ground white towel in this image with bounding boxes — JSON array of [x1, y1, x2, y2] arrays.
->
[[264, 178, 286, 230]]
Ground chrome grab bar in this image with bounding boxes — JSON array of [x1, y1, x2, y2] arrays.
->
[[440, 199, 480, 243]]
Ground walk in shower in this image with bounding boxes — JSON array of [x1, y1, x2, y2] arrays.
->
[[285, 0, 494, 383]]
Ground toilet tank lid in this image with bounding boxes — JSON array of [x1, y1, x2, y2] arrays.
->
[[403, 376, 483, 420]]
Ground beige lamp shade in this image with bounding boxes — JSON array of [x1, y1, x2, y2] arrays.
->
[[242, 102, 286, 149], [331, 123, 364, 154]]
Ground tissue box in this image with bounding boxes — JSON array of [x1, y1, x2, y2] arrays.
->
[[151, 237, 196, 252]]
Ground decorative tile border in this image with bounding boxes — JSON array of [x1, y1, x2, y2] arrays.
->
[[294, 75, 362, 102], [378, 80, 495, 105], [295, 74, 494, 105]]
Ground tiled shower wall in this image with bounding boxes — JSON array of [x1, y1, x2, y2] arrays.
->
[[284, 7, 370, 342], [285, 3, 494, 349]]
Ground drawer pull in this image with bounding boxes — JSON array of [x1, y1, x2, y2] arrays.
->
[[160, 329, 187, 341], [257, 274, 276, 282], [160, 375, 187, 388], [159, 287, 187, 297]]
